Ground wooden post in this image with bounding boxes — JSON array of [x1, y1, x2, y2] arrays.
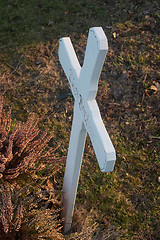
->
[[59, 27, 116, 233]]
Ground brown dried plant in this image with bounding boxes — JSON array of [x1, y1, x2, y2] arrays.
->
[[0, 183, 23, 234], [0, 97, 65, 238], [0, 97, 56, 180]]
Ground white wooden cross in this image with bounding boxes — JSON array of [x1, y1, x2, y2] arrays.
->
[[58, 27, 116, 233]]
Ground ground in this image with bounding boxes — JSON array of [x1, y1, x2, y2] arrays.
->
[[0, 0, 159, 239]]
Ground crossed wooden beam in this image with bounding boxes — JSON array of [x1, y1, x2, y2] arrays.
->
[[59, 27, 116, 233]]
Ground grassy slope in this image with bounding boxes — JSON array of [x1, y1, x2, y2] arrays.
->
[[0, 0, 160, 239]]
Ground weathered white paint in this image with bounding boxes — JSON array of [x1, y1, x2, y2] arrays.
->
[[59, 27, 116, 233]]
